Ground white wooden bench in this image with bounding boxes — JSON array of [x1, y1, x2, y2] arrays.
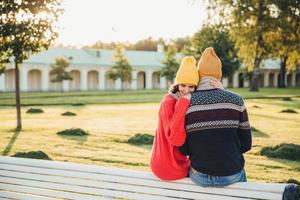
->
[[0, 156, 287, 200]]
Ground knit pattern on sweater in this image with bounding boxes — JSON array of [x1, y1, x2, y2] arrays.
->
[[186, 89, 250, 133]]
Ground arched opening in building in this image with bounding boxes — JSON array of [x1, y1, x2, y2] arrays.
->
[[69, 70, 81, 91], [88, 70, 99, 90], [137, 71, 146, 89], [28, 69, 42, 91]]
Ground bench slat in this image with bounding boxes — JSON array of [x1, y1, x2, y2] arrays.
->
[[0, 189, 56, 200], [0, 169, 270, 200], [0, 176, 186, 200], [0, 196, 14, 200], [0, 164, 282, 200], [0, 156, 287, 193], [0, 183, 108, 200], [0, 197, 14, 200]]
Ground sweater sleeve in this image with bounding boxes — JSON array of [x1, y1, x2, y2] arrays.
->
[[161, 96, 190, 147], [169, 97, 190, 146], [238, 101, 252, 153]]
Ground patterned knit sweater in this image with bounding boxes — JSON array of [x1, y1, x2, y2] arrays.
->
[[180, 88, 252, 176]]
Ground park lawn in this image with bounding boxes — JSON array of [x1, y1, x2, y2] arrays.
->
[[0, 89, 299, 184], [0, 90, 166, 106], [0, 88, 299, 106], [243, 98, 300, 182]]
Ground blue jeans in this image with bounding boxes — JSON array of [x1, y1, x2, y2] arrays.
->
[[190, 168, 247, 187]]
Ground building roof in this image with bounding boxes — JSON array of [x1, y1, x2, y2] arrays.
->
[[24, 47, 166, 67], [22, 47, 281, 69]]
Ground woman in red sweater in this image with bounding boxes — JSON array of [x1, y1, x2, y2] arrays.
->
[[150, 56, 220, 180]]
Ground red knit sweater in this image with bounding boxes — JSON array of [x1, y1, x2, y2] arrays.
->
[[150, 94, 190, 180]]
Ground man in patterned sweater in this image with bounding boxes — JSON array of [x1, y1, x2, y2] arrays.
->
[[180, 47, 252, 187]]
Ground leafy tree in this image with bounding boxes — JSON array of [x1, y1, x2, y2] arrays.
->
[[50, 57, 73, 92], [208, 0, 274, 91], [0, 51, 9, 75], [0, 66, 5, 75], [266, 0, 300, 87], [170, 36, 191, 52], [0, 0, 63, 130], [129, 37, 165, 51], [160, 46, 179, 85], [107, 46, 132, 90]]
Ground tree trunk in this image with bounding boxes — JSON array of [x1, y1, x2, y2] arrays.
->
[[249, 0, 264, 92], [278, 56, 288, 88], [249, 58, 261, 92], [15, 61, 22, 130]]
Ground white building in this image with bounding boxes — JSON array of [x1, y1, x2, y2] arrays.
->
[[0, 47, 299, 92]]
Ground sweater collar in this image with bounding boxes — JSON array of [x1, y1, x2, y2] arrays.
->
[[197, 77, 223, 91]]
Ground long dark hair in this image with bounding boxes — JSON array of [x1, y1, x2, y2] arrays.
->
[[169, 84, 179, 94]]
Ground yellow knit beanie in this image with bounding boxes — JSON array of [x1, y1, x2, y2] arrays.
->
[[175, 56, 199, 86], [197, 47, 222, 80]]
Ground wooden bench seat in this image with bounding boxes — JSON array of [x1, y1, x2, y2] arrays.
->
[[0, 156, 287, 200]]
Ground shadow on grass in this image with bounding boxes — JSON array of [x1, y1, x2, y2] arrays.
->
[[71, 103, 85, 106], [252, 105, 262, 109], [2, 128, 21, 156], [110, 134, 153, 151], [57, 135, 88, 145], [128, 144, 153, 151], [252, 127, 270, 138]]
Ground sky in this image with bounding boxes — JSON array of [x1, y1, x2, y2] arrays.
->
[[56, 0, 208, 46]]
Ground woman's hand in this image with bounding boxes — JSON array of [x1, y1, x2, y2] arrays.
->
[[182, 93, 191, 100], [210, 78, 223, 89]]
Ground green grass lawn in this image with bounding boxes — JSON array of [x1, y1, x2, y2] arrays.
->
[[1, 88, 300, 106], [0, 88, 299, 184]]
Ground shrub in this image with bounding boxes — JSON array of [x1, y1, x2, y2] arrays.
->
[[26, 108, 44, 114], [61, 111, 77, 116], [282, 97, 292, 101], [56, 128, 88, 136], [12, 150, 51, 160], [128, 133, 154, 145], [260, 143, 300, 161], [280, 109, 298, 114]]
